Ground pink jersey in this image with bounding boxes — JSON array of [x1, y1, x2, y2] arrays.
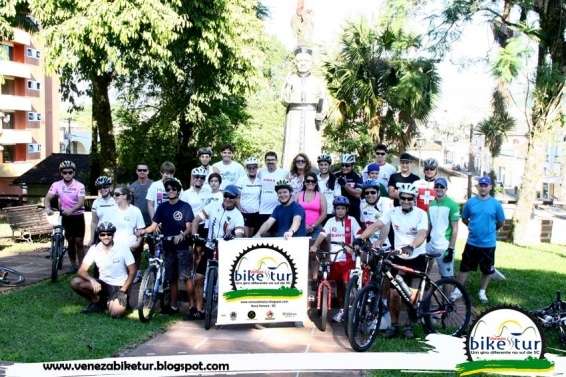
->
[[297, 191, 322, 227], [48, 179, 86, 215]]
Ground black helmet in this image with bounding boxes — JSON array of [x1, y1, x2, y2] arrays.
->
[[97, 221, 116, 234], [423, 158, 438, 170], [197, 147, 212, 157]]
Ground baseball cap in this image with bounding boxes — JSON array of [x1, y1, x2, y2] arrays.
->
[[399, 152, 413, 161], [478, 176, 492, 186], [367, 163, 380, 173], [434, 177, 448, 188]]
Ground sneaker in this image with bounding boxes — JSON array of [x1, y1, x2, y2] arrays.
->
[[183, 307, 197, 321], [194, 311, 205, 320], [133, 271, 143, 284], [478, 290, 488, 304], [332, 308, 345, 323], [450, 288, 463, 301], [383, 325, 400, 338], [402, 325, 415, 339], [492, 269, 506, 281], [81, 302, 104, 314], [161, 305, 179, 315]]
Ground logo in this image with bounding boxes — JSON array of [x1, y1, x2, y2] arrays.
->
[[224, 244, 301, 301], [247, 310, 256, 319], [172, 210, 183, 221], [265, 310, 274, 320], [230, 311, 237, 320], [458, 306, 553, 376]]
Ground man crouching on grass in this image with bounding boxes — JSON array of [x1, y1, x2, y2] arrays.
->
[[70, 221, 136, 317]]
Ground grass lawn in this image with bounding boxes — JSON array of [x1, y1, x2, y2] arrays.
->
[[0, 275, 177, 362], [369, 241, 566, 377]]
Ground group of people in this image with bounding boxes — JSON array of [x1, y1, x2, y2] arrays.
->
[[43, 142, 505, 337]]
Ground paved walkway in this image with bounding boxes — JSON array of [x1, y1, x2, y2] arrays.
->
[[0, 244, 56, 293]]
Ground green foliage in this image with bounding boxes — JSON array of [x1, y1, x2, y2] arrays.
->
[[477, 89, 515, 157], [492, 37, 532, 82], [0, 0, 37, 40]]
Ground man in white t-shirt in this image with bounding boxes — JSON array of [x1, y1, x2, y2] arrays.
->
[[236, 157, 262, 236], [146, 161, 176, 219], [362, 143, 396, 187], [316, 153, 341, 220], [258, 151, 289, 229], [180, 167, 212, 237], [90, 176, 116, 245], [212, 144, 245, 189], [70, 222, 136, 317], [359, 179, 393, 247], [359, 183, 428, 339]]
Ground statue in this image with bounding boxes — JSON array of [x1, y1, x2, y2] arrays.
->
[[281, 47, 326, 169]]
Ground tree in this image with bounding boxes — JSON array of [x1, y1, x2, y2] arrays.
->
[[477, 89, 515, 166], [30, 0, 185, 185], [323, 20, 440, 163], [431, 0, 565, 245], [0, 0, 37, 41]]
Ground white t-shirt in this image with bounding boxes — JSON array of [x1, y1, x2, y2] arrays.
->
[[322, 216, 361, 262], [380, 206, 429, 257], [359, 197, 393, 246], [200, 202, 245, 240], [363, 162, 396, 188], [258, 168, 289, 215], [180, 186, 211, 217], [91, 196, 117, 223], [106, 205, 145, 248], [236, 175, 261, 214], [145, 180, 166, 211], [212, 160, 245, 189], [318, 174, 341, 215], [82, 242, 135, 286]]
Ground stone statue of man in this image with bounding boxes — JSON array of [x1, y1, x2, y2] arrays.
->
[[281, 47, 326, 169]]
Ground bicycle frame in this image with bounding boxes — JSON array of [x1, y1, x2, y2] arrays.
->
[[147, 234, 167, 297]]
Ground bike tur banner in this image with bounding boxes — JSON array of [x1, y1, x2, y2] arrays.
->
[[217, 237, 309, 325]]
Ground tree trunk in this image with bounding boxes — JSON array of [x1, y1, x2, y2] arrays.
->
[[88, 114, 100, 194], [512, 129, 547, 246], [174, 110, 195, 187], [91, 73, 116, 176]]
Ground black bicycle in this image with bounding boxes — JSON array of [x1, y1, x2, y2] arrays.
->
[[49, 211, 66, 282], [194, 236, 219, 330], [347, 243, 471, 352], [532, 291, 566, 345], [0, 265, 25, 286], [137, 233, 173, 322]]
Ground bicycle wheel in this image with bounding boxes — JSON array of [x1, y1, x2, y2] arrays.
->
[[343, 274, 360, 336], [0, 266, 25, 286], [138, 267, 159, 322], [50, 238, 63, 282], [204, 267, 218, 330], [347, 285, 382, 352], [318, 284, 329, 332], [422, 278, 471, 337]]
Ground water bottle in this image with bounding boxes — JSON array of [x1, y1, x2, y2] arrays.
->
[[395, 275, 412, 299]]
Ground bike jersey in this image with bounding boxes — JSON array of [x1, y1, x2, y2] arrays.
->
[[380, 206, 429, 257], [48, 179, 86, 215], [106, 204, 145, 248], [236, 175, 261, 213], [317, 173, 341, 215], [83, 242, 135, 286], [91, 196, 116, 223], [428, 195, 460, 250], [322, 216, 361, 262], [258, 167, 289, 215], [359, 197, 393, 247], [414, 179, 436, 212], [201, 202, 244, 240]]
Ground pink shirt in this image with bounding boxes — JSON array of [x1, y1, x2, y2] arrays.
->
[[297, 191, 322, 227], [48, 179, 86, 215]]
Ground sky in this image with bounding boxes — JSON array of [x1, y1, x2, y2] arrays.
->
[[261, 0, 502, 135]]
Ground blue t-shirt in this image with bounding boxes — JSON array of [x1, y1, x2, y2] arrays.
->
[[271, 202, 306, 237], [462, 196, 505, 248], [153, 200, 194, 248]]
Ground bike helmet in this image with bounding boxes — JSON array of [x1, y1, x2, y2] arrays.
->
[[362, 179, 381, 191], [58, 160, 76, 171], [197, 147, 212, 157], [341, 153, 356, 164], [333, 195, 350, 207], [366, 163, 380, 173], [397, 182, 417, 197], [317, 153, 332, 164], [423, 158, 438, 170], [191, 166, 207, 176], [95, 175, 112, 188], [274, 179, 293, 192], [224, 184, 241, 198], [244, 157, 259, 166], [97, 221, 116, 234], [163, 177, 182, 192]]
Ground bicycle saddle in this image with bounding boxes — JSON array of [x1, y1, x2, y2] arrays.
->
[[425, 250, 442, 258]]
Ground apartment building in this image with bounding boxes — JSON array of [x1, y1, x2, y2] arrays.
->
[[0, 28, 59, 194]]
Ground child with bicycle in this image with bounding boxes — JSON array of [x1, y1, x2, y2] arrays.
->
[[310, 196, 361, 323]]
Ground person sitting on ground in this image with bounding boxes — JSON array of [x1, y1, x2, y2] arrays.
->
[[255, 179, 306, 239], [70, 222, 136, 317], [297, 172, 327, 240], [310, 196, 361, 323]]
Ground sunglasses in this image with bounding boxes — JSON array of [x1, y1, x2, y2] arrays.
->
[[61, 170, 74, 175], [247, 165, 258, 169], [165, 188, 178, 192], [424, 167, 436, 171], [137, 169, 148, 172], [376, 152, 386, 156], [399, 196, 414, 202], [342, 164, 352, 167], [99, 232, 113, 238], [193, 175, 206, 180], [113, 192, 123, 197], [364, 190, 378, 195], [434, 185, 446, 189], [295, 159, 306, 164], [224, 193, 237, 199], [305, 179, 317, 184]]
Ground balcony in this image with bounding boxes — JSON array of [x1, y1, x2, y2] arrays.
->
[[0, 61, 32, 79], [0, 129, 32, 145], [11, 29, 31, 46], [0, 161, 35, 178], [0, 95, 32, 112]]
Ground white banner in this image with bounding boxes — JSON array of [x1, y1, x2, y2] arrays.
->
[[216, 237, 309, 325]]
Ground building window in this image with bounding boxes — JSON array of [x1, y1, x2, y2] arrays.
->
[[35, 49, 40, 59], [1, 112, 15, 129], [1, 79, 15, 94], [2, 145, 16, 163], [26, 47, 40, 59], [27, 112, 41, 122], [27, 144, 41, 153], [0, 44, 13, 61], [27, 80, 41, 91]]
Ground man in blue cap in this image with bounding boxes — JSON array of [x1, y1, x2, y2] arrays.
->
[[451, 176, 505, 304]]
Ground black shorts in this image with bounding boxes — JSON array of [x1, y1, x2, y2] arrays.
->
[[391, 254, 428, 286], [61, 213, 85, 238], [460, 243, 495, 275], [163, 243, 193, 283], [243, 212, 261, 229], [96, 279, 126, 307]]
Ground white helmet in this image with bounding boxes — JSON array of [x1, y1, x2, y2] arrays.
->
[[244, 157, 259, 166], [341, 153, 356, 164], [397, 183, 417, 197], [191, 167, 207, 176]]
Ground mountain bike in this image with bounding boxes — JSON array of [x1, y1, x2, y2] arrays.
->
[[48, 210, 66, 282], [343, 242, 374, 336], [193, 235, 219, 330], [347, 243, 471, 352], [137, 233, 173, 322], [0, 265, 25, 286], [531, 291, 566, 345]]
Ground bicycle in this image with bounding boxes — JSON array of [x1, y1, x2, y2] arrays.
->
[[0, 265, 25, 286], [137, 233, 174, 322], [347, 243, 471, 352], [47, 210, 66, 282], [343, 241, 374, 336], [193, 236, 219, 330], [531, 291, 566, 345]]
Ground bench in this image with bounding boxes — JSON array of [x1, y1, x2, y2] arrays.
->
[[2, 204, 53, 241]]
